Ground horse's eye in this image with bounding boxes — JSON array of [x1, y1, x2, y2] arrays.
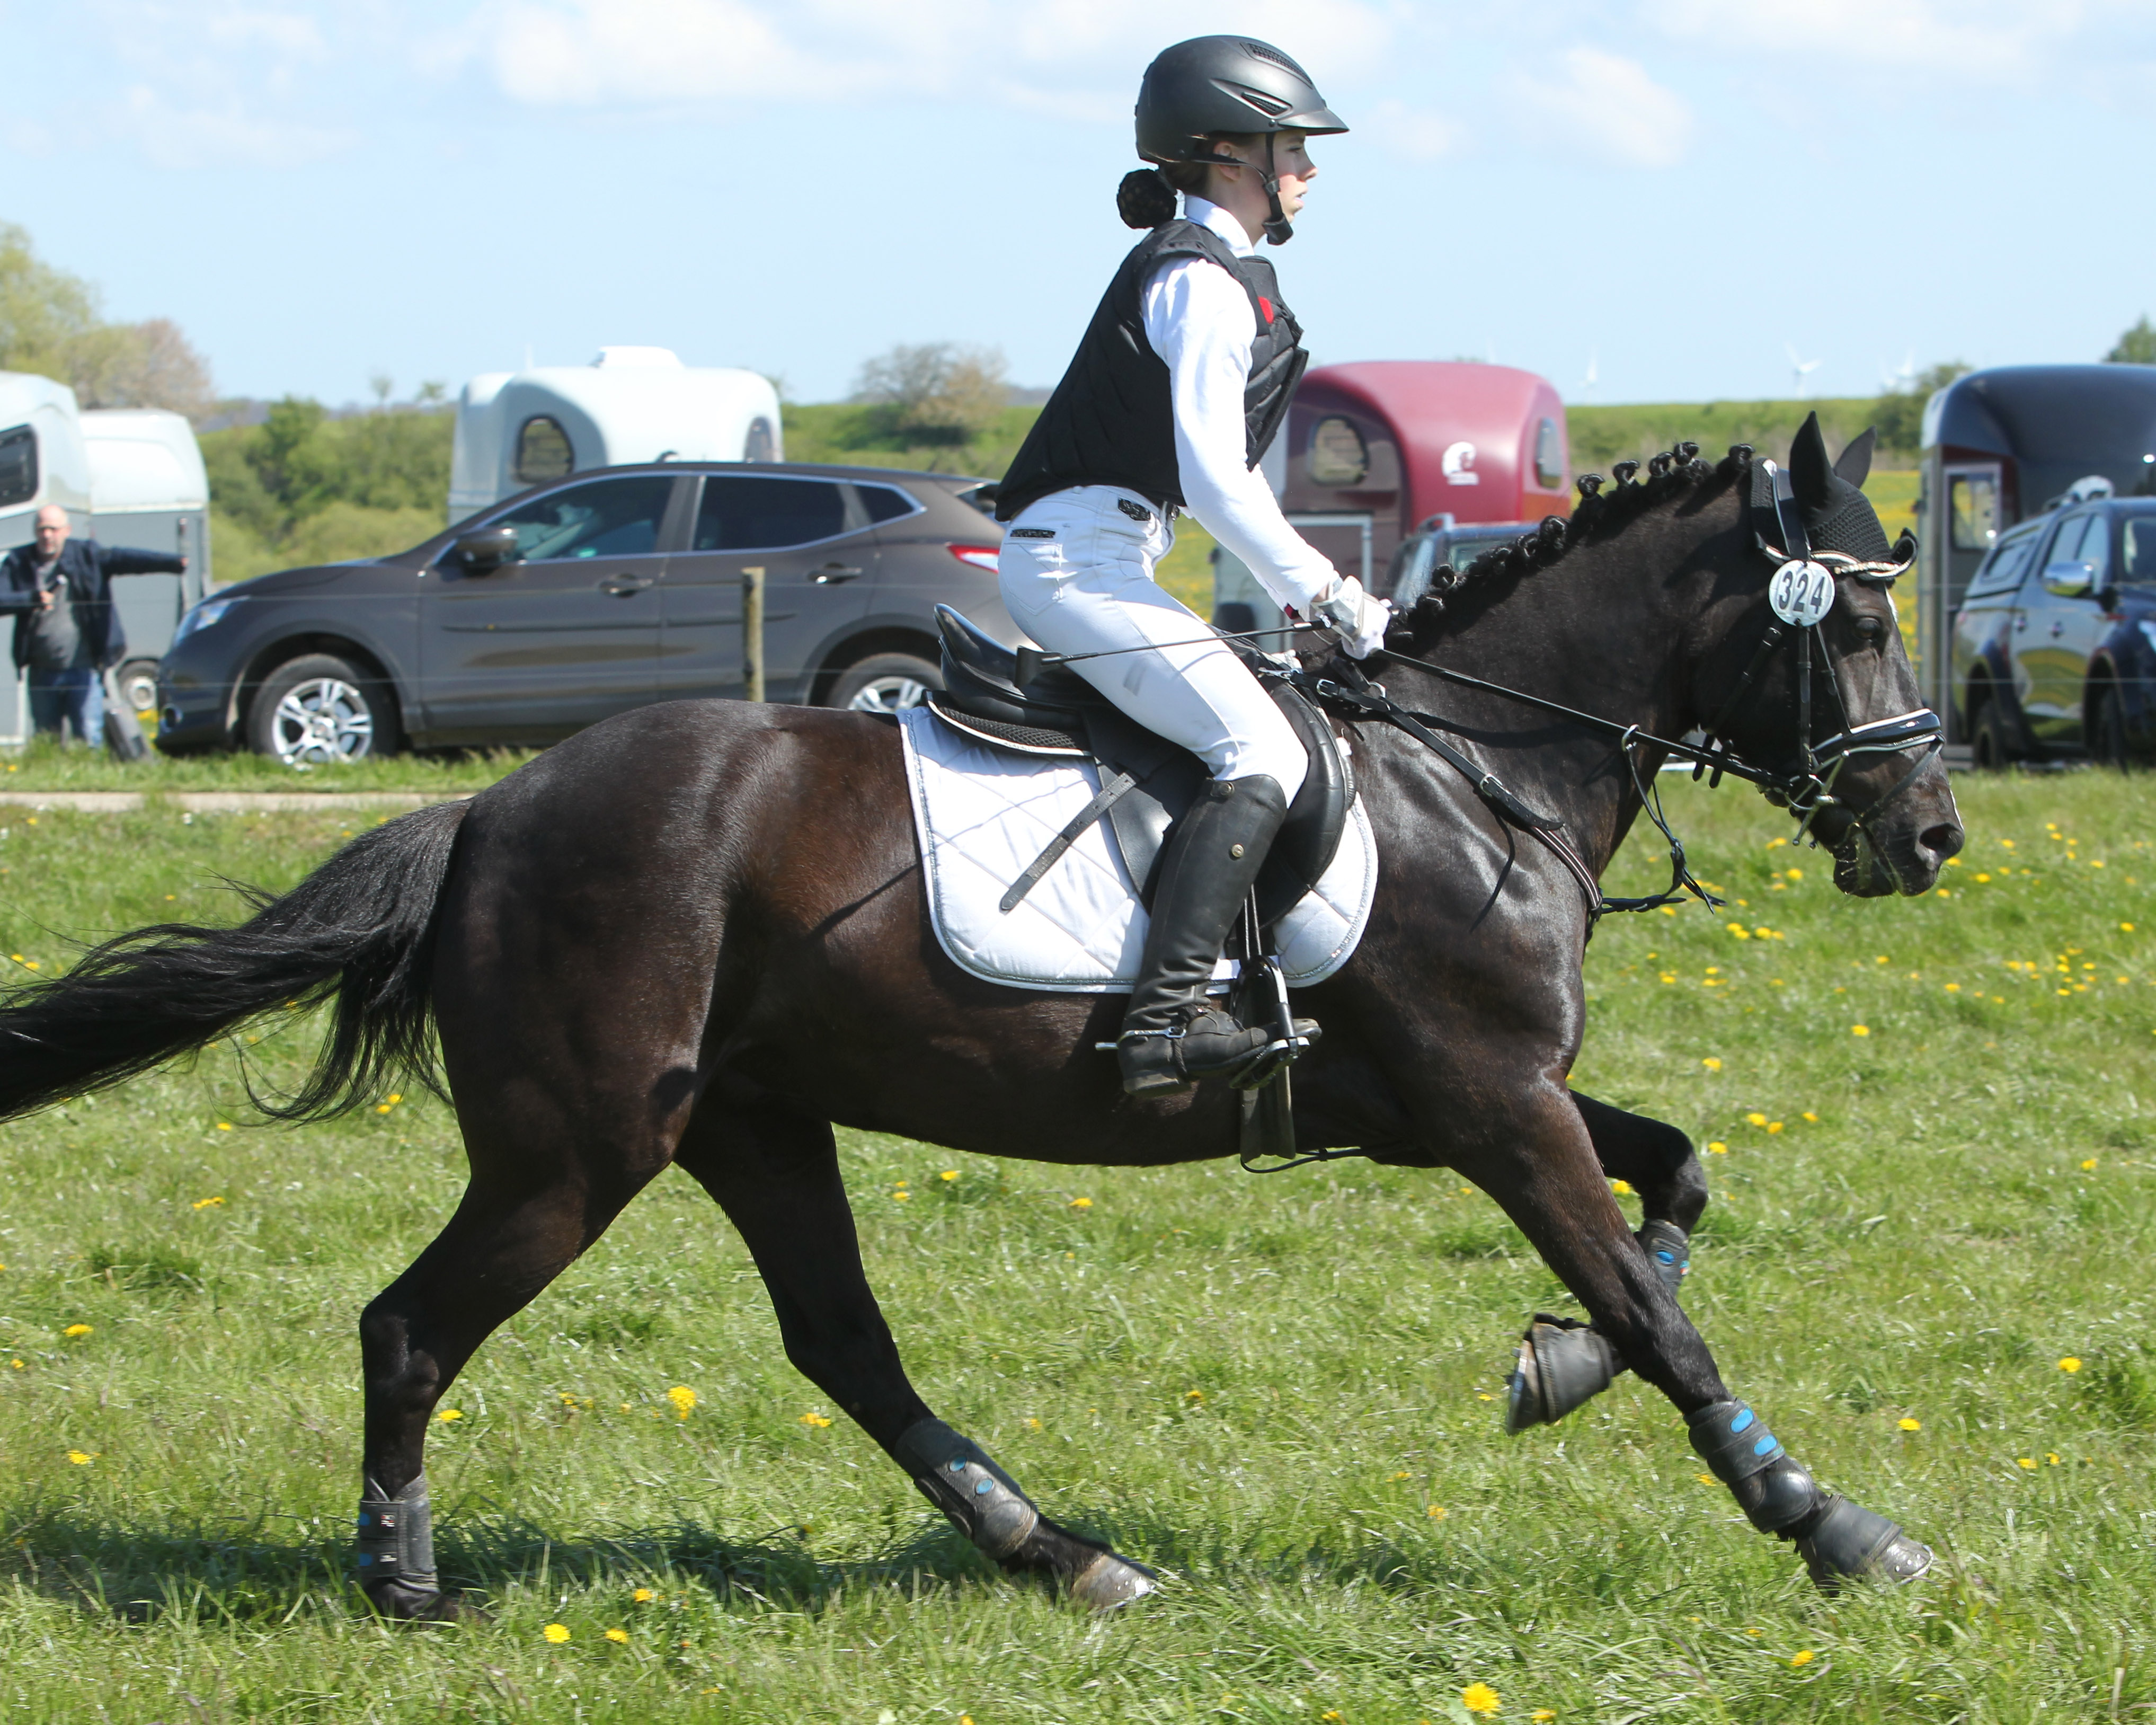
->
[[1852, 616, 1885, 643]]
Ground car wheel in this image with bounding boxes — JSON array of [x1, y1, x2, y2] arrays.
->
[[247, 654, 394, 767], [2092, 684, 2133, 769], [115, 658, 161, 719], [1970, 699, 2014, 771], [827, 652, 942, 715]]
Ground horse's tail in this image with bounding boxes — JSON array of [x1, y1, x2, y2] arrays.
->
[[0, 797, 469, 1123]]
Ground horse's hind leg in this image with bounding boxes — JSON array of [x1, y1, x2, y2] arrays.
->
[[356, 1158, 659, 1619], [1461, 1078, 1930, 1589], [673, 1094, 1155, 1608]]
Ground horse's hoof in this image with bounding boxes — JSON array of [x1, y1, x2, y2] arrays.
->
[[1068, 1550, 1157, 1611], [1504, 1315, 1620, 1434], [1795, 1497, 1933, 1591]]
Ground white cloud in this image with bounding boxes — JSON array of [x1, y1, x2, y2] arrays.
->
[[116, 84, 356, 169], [1514, 48, 1693, 169], [447, 0, 1392, 114], [1650, 0, 2134, 82]]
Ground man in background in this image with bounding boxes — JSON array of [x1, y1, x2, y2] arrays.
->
[[0, 505, 185, 745]]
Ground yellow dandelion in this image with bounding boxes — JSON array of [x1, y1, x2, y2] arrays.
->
[[1610, 1178, 1634, 1195], [604, 1627, 629, 1644], [1696, 1473, 1716, 1485], [1767, 1120, 1784, 1134], [1790, 1649, 1815, 1668], [1851, 1024, 1870, 1037], [191, 1195, 224, 1209], [1390, 1470, 1412, 1481], [801, 1411, 832, 1428], [1461, 1680, 1501, 1716], [542, 1623, 570, 1644], [632, 1587, 655, 1603], [2060, 1356, 2082, 1373], [1802, 1111, 1818, 1122], [1427, 1504, 1447, 1520], [892, 1189, 910, 1201], [437, 1408, 462, 1422], [1026, 1416, 1043, 1430], [62, 1324, 92, 1338], [941, 1169, 959, 1181], [9, 1358, 21, 1369], [1707, 1141, 1728, 1154], [667, 1385, 697, 1419], [2048, 1452, 2063, 1465], [216, 1121, 233, 1130], [1532, 1713, 1557, 1723], [1070, 1196, 1093, 1209], [1701, 1057, 1722, 1071], [1898, 1418, 1921, 1432], [1745, 1111, 1767, 1126], [2082, 1158, 2099, 1171], [66, 1450, 93, 1465], [1323, 1714, 1345, 1723], [2122, 923, 2135, 932], [2017, 1456, 2037, 1470]]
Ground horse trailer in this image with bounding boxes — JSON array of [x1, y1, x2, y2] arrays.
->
[[1918, 364, 2156, 748], [449, 348, 783, 524]]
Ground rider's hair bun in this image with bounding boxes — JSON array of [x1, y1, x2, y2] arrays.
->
[[1117, 167, 1178, 228]]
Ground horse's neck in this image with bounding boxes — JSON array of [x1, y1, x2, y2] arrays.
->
[[1392, 501, 1729, 877]]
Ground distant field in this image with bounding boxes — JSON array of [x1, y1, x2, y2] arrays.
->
[[0, 769, 2149, 1721]]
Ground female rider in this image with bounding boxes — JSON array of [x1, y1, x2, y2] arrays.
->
[[995, 35, 1390, 1099]]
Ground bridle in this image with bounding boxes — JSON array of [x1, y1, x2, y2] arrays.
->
[[1297, 452, 1945, 922]]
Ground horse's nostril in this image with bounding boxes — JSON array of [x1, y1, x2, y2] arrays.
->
[[1920, 824, 1964, 861]]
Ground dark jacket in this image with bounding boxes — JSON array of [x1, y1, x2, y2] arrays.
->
[[0, 538, 184, 672]]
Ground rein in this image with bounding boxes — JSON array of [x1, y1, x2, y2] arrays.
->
[[1298, 461, 1944, 924]]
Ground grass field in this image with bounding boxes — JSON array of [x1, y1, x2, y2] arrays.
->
[[0, 766, 2150, 1723]]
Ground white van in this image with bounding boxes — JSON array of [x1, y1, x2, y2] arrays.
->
[[449, 347, 782, 523], [0, 373, 95, 742], [83, 408, 212, 712]]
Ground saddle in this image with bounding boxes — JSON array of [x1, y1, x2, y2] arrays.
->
[[929, 606, 1352, 927]]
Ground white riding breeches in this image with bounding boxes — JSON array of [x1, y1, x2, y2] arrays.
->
[[996, 485, 1309, 801]]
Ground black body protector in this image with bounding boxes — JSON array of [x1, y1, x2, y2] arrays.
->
[[996, 220, 1306, 523]]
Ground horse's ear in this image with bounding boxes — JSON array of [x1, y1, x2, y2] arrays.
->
[[1833, 427, 1877, 489], [1789, 411, 1832, 509]]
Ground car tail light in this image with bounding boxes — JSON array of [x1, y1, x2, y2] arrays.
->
[[948, 544, 1002, 572]]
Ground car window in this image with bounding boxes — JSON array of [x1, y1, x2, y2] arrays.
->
[[1948, 472, 1999, 551], [491, 476, 673, 561], [2122, 518, 2156, 585], [695, 476, 848, 550], [0, 425, 36, 509], [1964, 529, 2039, 599], [858, 484, 919, 525], [2078, 514, 2113, 582]]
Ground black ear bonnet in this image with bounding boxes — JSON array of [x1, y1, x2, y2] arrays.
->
[[1791, 414, 1893, 562]]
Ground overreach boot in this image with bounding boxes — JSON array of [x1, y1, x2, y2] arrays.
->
[[1117, 774, 1319, 1097]]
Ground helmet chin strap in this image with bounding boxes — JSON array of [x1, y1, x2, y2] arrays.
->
[[1258, 131, 1293, 245]]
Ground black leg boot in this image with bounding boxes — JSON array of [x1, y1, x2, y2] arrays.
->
[[1117, 775, 1319, 1098]]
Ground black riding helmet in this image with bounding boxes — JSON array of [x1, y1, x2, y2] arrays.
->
[[1135, 36, 1347, 245]]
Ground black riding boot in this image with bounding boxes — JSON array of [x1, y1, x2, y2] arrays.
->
[[1117, 774, 1319, 1097]]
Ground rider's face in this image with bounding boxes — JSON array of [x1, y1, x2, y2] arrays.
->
[[1211, 131, 1317, 228]]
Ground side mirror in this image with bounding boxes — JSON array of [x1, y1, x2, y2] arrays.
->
[[2043, 559, 2095, 598], [452, 527, 519, 572]]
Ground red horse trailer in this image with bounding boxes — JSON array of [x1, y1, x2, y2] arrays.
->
[[1276, 360, 1570, 589]]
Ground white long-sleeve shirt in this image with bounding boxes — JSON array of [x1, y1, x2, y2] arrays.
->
[[1141, 196, 1337, 615]]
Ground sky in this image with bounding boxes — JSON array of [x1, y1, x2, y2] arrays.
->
[[6, 0, 2155, 409]]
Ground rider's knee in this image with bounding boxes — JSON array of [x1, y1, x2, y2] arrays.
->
[[1221, 721, 1307, 804]]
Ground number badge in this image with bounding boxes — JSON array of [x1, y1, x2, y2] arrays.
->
[[1769, 560, 1836, 627]]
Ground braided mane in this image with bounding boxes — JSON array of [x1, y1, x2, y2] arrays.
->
[[1389, 441, 1756, 651]]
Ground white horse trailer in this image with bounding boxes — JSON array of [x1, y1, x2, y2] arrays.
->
[[449, 348, 782, 523], [83, 409, 212, 715], [0, 373, 95, 744]]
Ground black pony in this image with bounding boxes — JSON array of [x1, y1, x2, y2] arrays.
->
[[0, 419, 1961, 1615]]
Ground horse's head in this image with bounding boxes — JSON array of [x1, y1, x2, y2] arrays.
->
[[1698, 415, 1963, 898]]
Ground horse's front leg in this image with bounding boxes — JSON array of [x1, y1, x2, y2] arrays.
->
[[1573, 1089, 1706, 1291], [1457, 1075, 1931, 1590]]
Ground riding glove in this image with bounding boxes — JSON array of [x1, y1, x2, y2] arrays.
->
[[1312, 576, 1392, 660]]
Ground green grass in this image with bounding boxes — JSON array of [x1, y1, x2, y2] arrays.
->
[[0, 736, 538, 794], [0, 770, 2151, 1721]]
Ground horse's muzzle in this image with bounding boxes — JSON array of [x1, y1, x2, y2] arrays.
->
[[1829, 757, 1963, 898]]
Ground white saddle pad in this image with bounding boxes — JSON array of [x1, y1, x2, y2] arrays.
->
[[897, 705, 1377, 994]]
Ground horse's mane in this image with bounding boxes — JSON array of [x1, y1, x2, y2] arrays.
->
[[1389, 441, 1755, 650]]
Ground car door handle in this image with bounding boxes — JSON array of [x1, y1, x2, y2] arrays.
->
[[811, 564, 864, 585], [600, 574, 655, 596]]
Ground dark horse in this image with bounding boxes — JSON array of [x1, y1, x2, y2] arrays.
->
[[0, 420, 1960, 1615]]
